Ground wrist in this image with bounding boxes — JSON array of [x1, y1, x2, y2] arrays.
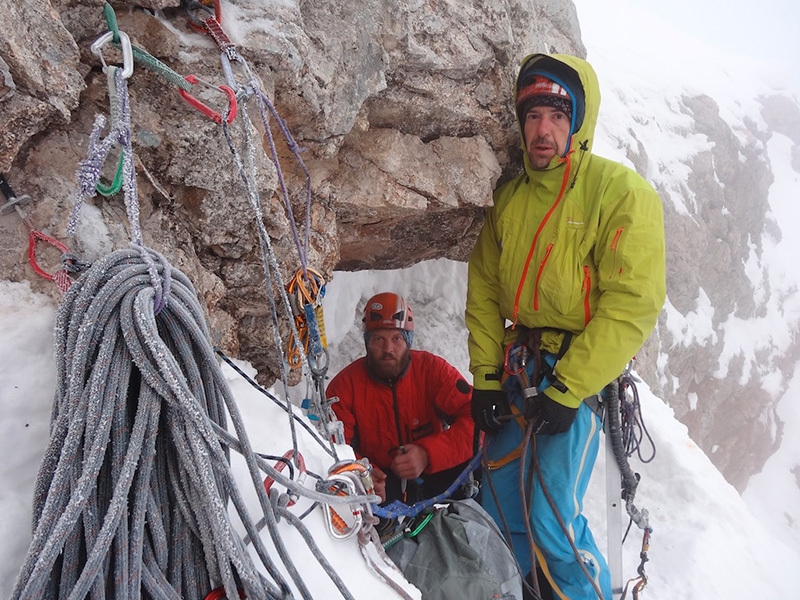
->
[[473, 366, 503, 391], [543, 384, 582, 408]]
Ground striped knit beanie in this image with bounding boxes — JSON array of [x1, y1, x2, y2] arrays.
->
[[516, 75, 573, 120]]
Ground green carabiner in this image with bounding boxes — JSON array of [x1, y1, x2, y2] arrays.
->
[[96, 153, 124, 197], [405, 511, 435, 538]]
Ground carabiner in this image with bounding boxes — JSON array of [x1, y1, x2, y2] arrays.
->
[[96, 152, 124, 197], [0, 193, 30, 216], [28, 230, 73, 293], [178, 75, 237, 124], [321, 473, 364, 541], [263, 449, 307, 507], [504, 342, 524, 376], [286, 315, 308, 369], [287, 267, 325, 306], [204, 587, 245, 600], [91, 30, 134, 79]]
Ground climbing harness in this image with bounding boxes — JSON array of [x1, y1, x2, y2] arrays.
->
[[479, 329, 655, 600], [483, 328, 573, 471], [1, 174, 88, 293]]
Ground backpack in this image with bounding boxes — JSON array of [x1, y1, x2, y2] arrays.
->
[[385, 499, 522, 600]]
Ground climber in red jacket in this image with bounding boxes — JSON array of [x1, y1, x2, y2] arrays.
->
[[326, 292, 475, 504]]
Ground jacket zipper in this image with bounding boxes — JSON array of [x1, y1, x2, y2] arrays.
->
[[610, 227, 624, 278], [391, 382, 404, 448], [582, 265, 592, 326], [512, 153, 573, 324], [533, 243, 553, 310]]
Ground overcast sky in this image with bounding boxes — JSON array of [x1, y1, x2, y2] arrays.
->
[[572, 0, 800, 93]]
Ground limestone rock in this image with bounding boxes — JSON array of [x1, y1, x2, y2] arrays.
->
[[0, 0, 84, 172], [2, 0, 798, 493]]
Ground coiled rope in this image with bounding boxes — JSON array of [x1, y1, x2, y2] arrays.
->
[[12, 247, 288, 599], [11, 247, 377, 599], [11, 25, 379, 595]]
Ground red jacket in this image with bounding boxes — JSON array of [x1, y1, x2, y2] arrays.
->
[[326, 350, 474, 475]]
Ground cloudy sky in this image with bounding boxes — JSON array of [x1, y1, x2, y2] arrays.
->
[[573, 0, 800, 92]]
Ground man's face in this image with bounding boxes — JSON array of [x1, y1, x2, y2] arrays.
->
[[523, 105, 571, 169], [366, 328, 411, 380]]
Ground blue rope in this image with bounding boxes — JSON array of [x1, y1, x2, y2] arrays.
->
[[372, 450, 483, 519]]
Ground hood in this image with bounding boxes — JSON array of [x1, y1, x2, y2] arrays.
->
[[513, 53, 600, 173]]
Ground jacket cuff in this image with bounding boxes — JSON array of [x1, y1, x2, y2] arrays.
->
[[543, 385, 582, 409], [414, 438, 436, 473], [472, 366, 503, 392]]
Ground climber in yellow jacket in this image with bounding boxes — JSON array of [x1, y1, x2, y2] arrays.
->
[[466, 53, 666, 600]]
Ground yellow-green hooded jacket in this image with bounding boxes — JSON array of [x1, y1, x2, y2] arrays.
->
[[466, 53, 666, 408]]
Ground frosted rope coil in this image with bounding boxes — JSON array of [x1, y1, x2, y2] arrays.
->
[[11, 248, 370, 599]]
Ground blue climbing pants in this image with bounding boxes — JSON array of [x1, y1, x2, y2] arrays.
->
[[482, 401, 612, 600]]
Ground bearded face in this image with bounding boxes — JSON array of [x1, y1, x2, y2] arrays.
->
[[365, 329, 411, 381]]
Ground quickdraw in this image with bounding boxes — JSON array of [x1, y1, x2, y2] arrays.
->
[[285, 266, 344, 445], [621, 526, 651, 600], [300, 393, 345, 447], [185, 0, 224, 35], [380, 510, 435, 549], [286, 267, 328, 370], [90, 29, 134, 79], [1, 174, 85, 294], [97, 3, 238, 126], [185, 0, 240, 62], [178, 75, 238, 125]]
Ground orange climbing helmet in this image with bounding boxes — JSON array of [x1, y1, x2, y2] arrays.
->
[[362, 292, 414, 332]]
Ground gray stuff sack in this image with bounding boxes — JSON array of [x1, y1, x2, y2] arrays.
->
[[385, 498, 522, 600]]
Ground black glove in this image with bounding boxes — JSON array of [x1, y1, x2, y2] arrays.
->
[[523, 393, 578, 435], [471, 389, 510, 433]]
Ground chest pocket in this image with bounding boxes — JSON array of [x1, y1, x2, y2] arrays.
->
[[537, 199, 595, 316]]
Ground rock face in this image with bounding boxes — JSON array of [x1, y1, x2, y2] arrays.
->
[[633, 91, 782, 490], [1, 0, 798, 492], [0, 0, 85, 174], [0, 0, 585, 383]]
